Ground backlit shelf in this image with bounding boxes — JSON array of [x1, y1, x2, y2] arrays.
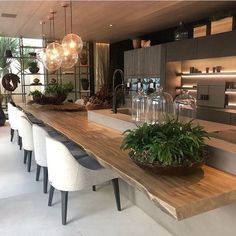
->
[[177, 72, 236, 78]]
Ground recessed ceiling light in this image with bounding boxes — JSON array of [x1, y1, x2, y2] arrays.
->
[[109, 24, 113, 27]]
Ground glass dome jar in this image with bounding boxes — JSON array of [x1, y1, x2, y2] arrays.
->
[[146, 87, 173, 124], [131, 90, 148, 123], [174, 90, 196, 122]]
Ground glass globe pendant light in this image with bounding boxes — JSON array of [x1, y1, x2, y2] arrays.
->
[[62, 1, 83, 55], [45, 42, 63, 71], [60, 3, 78, 69]]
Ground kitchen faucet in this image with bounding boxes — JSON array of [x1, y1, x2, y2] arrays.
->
[[112, 69, 125, 113]]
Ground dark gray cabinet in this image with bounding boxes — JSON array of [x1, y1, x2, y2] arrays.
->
[[124, 45, 162, 76], [197, 31, 236, 58], [165, 30, 236, 61], [166, 38, 197, 61]]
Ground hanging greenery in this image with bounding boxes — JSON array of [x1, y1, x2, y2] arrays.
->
[[0, 37, 19, 77]]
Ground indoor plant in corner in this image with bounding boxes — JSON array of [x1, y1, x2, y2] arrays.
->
[[121, 119, 209, 175]]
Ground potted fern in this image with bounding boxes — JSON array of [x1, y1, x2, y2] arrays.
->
[[121, 119, 209, 175]]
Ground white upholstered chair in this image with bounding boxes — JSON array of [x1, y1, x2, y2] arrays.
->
[[46, 136, 121, 225], [7, 103, 18, 142], [32, 124, 49, 193], [16, 109, 27, 150], [20, 116, 34, 172]]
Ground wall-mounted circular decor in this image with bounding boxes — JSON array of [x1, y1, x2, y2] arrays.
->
[[2, 73, 20, 91]]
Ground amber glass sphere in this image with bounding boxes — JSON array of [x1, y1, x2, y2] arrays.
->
[[61, 46, 78, 69], [44, 42, 63, 71], [62, 33, 83, 54]]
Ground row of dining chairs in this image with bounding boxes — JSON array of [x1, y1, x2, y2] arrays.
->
[[7, 102, 121, 225]]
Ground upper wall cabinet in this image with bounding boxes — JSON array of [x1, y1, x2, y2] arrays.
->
[[124, 45, 163, 76], [166, 38, 197, 61], [197, 31, 236, 58]]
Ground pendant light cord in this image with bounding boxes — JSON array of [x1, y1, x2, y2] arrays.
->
[[52, 14, 55, 40], [64, 6, 67, 35], [70, 0, 73, 33], [49, 19, 52, 41]]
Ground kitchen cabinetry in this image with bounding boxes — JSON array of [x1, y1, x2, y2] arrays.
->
[[166, 38, 197, 61], [124, 45, 163, 76], [197, 31, 236, 58]]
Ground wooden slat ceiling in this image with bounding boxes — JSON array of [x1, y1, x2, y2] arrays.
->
[[0, 1, 235, 43]]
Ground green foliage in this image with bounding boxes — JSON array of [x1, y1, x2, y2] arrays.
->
[[121, 119, 209, 166], [29, 60, 38, 68], [45, 82, 73, 97], [29, 90, 42, 98], [0, 37, 19, 76]]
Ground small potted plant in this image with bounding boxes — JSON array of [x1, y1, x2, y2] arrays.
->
[[121, 119, 209, 175], [81, 78, 89, 90], [28, 60, 39, 74]]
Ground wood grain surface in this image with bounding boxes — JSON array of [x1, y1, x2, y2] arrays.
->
[[19, 104, 236, 220]]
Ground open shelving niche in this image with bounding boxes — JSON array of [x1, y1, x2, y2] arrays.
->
[[169, 55, 236, 108], [18, 38, 94, 104]]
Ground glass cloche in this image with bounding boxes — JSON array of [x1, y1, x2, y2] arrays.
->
[[131, 90, 148, 123], [174, 90, 196, 122], [146, 87, 173, 124]]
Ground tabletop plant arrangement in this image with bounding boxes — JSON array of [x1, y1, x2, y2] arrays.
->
[[29, 82, 73, 105], [121, 118, 209, 175]]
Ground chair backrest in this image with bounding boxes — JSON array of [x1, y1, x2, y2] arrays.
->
[[20, 116, 34, 151], [7, 103, 18, 130], [32, 124, 48, 167], [17, 109, 27, 137], [46, 136, 89, 191]]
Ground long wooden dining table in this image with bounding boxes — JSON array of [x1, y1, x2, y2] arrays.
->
[[19, 103, 236, 221]]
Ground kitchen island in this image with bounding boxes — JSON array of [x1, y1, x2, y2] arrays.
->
[[18, 103, 236, 223]]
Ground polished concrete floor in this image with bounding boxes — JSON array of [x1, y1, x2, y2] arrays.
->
[[0, 124, 172, 236]]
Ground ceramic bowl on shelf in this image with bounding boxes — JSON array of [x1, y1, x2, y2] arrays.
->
[[33, 78, 40, 84]]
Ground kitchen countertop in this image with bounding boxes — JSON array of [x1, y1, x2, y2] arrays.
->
[[89, 108, 236, 154], [19, 103, 236, 221]]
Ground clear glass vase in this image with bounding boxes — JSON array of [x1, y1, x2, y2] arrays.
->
[[174, 90, 196, 122], [146, 87, 173, 124]]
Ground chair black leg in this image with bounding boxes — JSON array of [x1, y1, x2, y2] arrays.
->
[[19, 136, 22, 150], [23, 150, 28, 164], [27, 151, 32, 172], [92, 185, 96, 191], [48, 185, 55, 206], [10, 128, 14, 142], [43, 167, 48, 194], [61, 191, 68, 225], [36, 165, 41, 181], [17, 133, 20, 146], [112, 178, 121, 211]]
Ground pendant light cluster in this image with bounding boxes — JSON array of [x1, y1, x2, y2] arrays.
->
[[40, 1, 83, 72]]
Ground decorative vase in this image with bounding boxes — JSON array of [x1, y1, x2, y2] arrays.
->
[[29, 66, 39, 74], [0, 107, 6, 126], [81, 79, 89, 90], [132, 39, 141, 49], [80, 53, 88, 65], [175, 22, 189, 41]]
